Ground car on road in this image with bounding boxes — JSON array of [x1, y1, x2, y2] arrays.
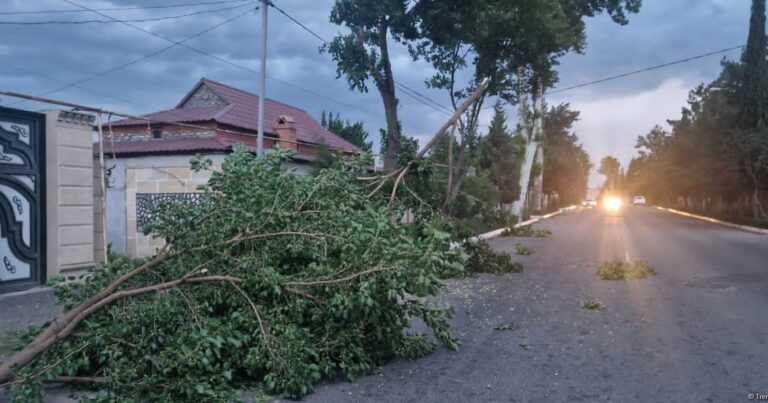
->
[[632, 195, 646, 205], [581, 197, 598, 208]]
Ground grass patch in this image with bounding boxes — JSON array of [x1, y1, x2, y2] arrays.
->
[[582, 297, 605, 310], [462, 240, 523, 274], [518, 342, 531, 350], [514, 243, 533, 256], [597, 260, 656, 280], [493, 322, 518, 331], [501, 225, 552, 238]]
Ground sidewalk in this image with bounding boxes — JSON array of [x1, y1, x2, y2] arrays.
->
[[0, 287, 62, 357]]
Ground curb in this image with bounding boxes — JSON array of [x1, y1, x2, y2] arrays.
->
[[653, 206, 768, 235], [464, 205, 577, 245]]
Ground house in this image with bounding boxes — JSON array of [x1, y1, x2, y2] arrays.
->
[[98, 78, 360, 257]]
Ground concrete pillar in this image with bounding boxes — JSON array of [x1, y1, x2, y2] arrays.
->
[[44, 110, 99, 278]]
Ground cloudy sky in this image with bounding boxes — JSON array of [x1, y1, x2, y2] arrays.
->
[[0, 0, 752, 185]]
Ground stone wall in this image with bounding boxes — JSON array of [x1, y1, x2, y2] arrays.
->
[[104, 154, 314, 258], [123, 155, 226, 257]]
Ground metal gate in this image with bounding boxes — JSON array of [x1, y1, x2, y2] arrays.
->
[[0, 106, 45, 293]]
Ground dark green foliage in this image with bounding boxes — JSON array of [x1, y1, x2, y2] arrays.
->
[[628, 2, 768, 219], [598, 156, 622, 192], [582, 298, 605, 310], [502, 226, 552, 238], [597, 261, 656, 280], [478, 102, 525, 204], [321, 111, 373, 151], [740, 0, 768, 131], [514, 243, 533, 256], [542, 104, 592, 207], [493, 323, 518, 331], [461, 240, 523, 275], [3, 147, 461, 401]]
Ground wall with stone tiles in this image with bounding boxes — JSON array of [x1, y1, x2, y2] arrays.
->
[[108, 154, 314, 258], [122, 154, 226, 257]]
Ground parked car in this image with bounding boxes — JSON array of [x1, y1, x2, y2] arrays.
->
[[581, 197, 598, 208], [633, 195, 647, 205]]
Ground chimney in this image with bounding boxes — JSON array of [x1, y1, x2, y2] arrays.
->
[[275, 115, 297, 151]]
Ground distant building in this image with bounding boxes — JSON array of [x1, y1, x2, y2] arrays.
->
[[97, 78, 360, 257]]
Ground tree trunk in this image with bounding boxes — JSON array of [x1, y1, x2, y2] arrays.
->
[[375, 22, 401, 171], [531, 145, 544, 212], [511, 78, 544, 218], [443, 152, 470, 214]]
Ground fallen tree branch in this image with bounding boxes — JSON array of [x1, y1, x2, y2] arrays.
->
[[0, 275, 241, 384], [285, 266, 396, 287], [365, 78, 490, 205], [44, 376, 108, 384]]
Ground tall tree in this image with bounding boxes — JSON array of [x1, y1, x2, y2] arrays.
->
[[598, 156, 622, 192], [321, 111, 373, 151], [326, 0, 418, 170], [733, 0, 768, 217], [542, 103, 591, 206], [478, 101, 524, 205], [413, 0, 641, 213]]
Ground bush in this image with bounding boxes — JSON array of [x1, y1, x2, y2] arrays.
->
[[582, 298, 605, 310], [502, 225, 552, 238], [597, 261, 656, 280], [2, 147, 460, 401], [461, 240, 522, 275], [514, 243, 533, 256]]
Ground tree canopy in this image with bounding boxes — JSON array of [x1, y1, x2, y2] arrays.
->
[[542, 103, 591, 206], [321, 111, 373, 151]]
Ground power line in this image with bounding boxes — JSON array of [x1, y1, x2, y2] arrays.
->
[[0, 60, 156, 110], [9, 7, 255, 107], [395, 82, 451, 115], [0, 0, 251, 16], [0, 3, 255, 25], [548, 45, 745, 95], [268, 1, 453, 115], [58, 0, 383, 119]]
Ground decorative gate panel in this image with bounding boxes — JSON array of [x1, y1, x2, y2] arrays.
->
[[0, 107, 45, 293]]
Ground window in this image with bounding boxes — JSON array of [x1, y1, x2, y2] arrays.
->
[[151, 128, 162, 140]]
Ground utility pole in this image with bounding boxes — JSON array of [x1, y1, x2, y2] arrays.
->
[[512, 77, 544, 218], [256, 0, 268, 156]]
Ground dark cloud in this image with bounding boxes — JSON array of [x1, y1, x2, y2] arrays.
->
[[0, 0, 753, 172]]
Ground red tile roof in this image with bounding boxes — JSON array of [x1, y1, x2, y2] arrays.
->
[[110, 78, 359, 153]]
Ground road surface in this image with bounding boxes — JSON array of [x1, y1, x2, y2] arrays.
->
[[304, 206, 768, 402], [2, 206, 766, 402]]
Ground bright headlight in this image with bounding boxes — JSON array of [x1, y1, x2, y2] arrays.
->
[[604, 196, 622, 211]]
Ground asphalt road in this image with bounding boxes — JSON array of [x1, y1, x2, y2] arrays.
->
[[2, 206, 767, 402], [303, 206, 768, 402]]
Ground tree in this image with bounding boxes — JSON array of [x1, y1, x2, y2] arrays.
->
[[542, 103, 592, 206], [598, 156, 622, 192], [478, 101, 524, 205], [0, 147, 460, 399], [732, 0, 768, 218], [325, 0, 419, 170], [320, 111, 373, 151]]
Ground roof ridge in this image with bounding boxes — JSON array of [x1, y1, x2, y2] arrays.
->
[[201, 77, 311, 115]]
